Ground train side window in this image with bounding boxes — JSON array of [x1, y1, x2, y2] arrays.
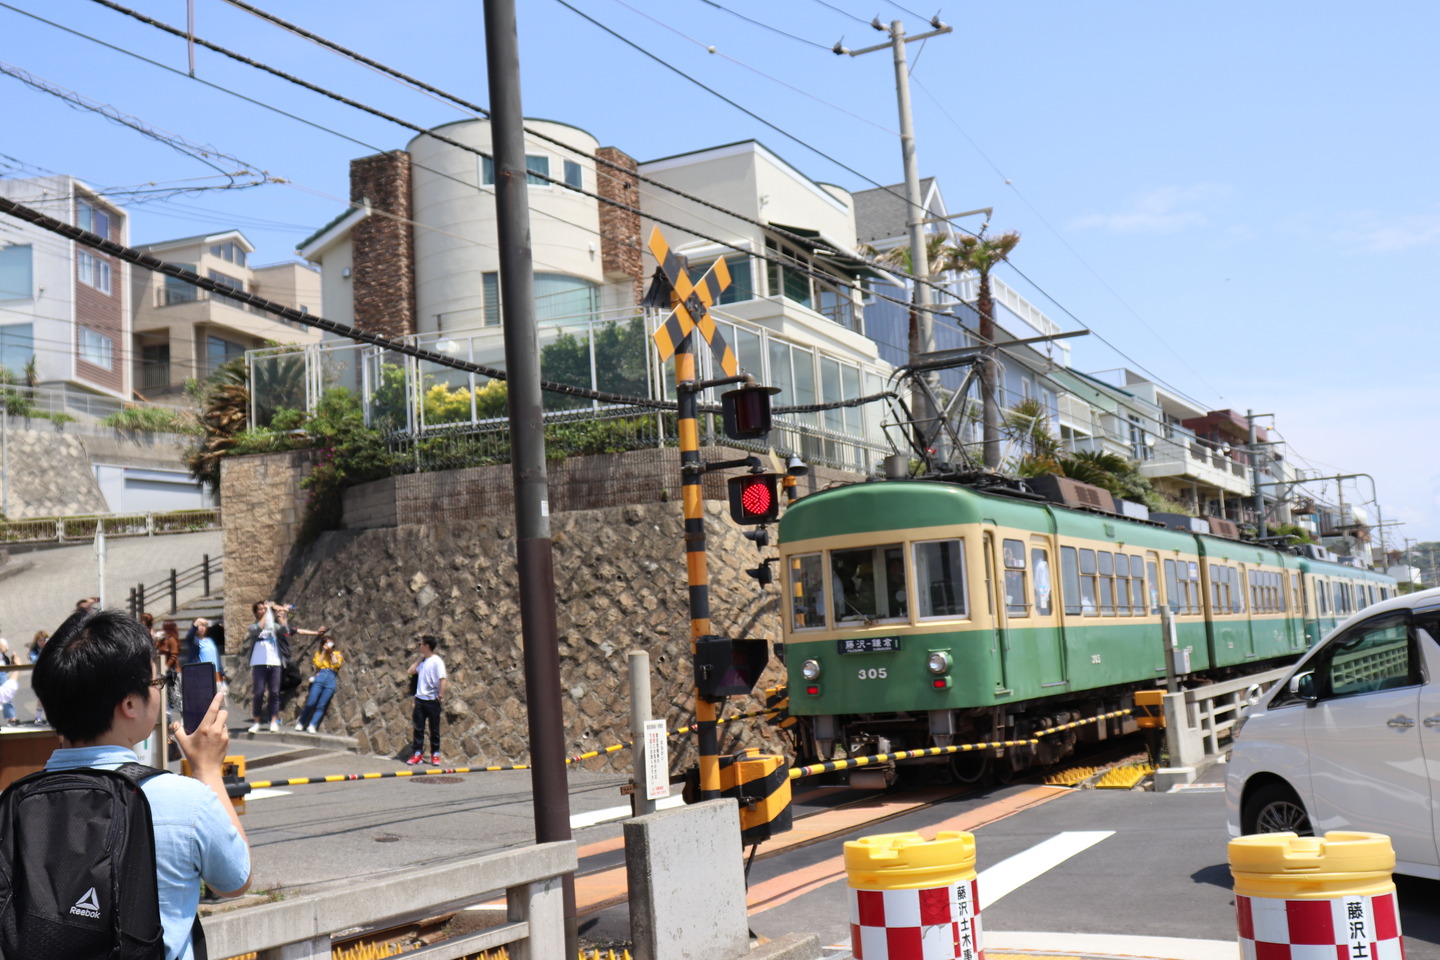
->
[[1097, 551, 1115, 615], [1281, 572, 1290, 613], [1146, 556, 1160, 615], [1061, 546, 1082, 616], [1031, 547, 1053, 616], [1210, 564, 1227, 614], [789, 553, 826, 631], [1114, 554, 1131, 615], [1079, 549, 1098, 616], [1130, 556, 1145, 617], [1187, 561, 1203, 615], [880, 546, 908, 620], [1233, 567, 1245, 615], [914, 539, 967, 620], [1164, 559, 1179, 615], [1003, 539, 1028, 617]]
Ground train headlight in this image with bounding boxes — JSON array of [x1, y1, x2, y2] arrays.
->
[[800, 659, 822, 681], [926, 651, 952, 675]]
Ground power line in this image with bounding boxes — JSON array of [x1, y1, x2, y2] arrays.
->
[[809, 0, 873, 26], [692, 0, 833, 50]]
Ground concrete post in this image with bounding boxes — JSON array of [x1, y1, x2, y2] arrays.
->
[[508, 875, 566, 960], [630, 650, 656, 817]]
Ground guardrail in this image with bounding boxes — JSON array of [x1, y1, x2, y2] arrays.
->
[[201, 841, 575, 960], [1161, 666, 1290, 769], [0, 509, 220, 545]]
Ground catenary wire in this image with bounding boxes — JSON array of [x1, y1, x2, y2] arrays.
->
[[692, 0, 833, 50]]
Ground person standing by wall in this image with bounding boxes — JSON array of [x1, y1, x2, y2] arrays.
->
[[406, 636, 447, 765], [28, 631, 47, 725], [294, 630, 341, 734], [0, 637, 17, 724], [243, 602, 283, 734], [188, 618, 223, 685], [156, 620, 182, 711]]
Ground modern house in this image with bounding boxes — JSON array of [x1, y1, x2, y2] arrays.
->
[[130, 231, 322, 398], [0, 175, 130, 399]]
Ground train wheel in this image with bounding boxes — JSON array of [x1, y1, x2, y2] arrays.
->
[[949, 750, 988, 784]]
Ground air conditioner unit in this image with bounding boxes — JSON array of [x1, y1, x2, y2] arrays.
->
[[1026, 475, 1116, 514], [1151, 512, 1210, 534]]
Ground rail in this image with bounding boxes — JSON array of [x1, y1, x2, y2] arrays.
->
[[0, 509, 220, 545], [1161, 667, 1290, 768], [129, 553, 223, 617], [200, 841, 575, 960]]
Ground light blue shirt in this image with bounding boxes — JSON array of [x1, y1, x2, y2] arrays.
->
[[195, 636, 220, 674], [46, 745, 250, 960]]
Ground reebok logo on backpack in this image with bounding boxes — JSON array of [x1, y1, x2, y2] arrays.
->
[[0, 763, 167, 960]]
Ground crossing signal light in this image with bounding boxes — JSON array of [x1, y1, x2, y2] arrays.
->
[[721, 385, 780, 441], [728, 473, 780, 524]]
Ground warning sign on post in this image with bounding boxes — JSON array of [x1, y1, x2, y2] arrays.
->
[[644, 719, 670, 801]]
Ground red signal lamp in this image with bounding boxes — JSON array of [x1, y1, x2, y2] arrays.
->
[[805, 684, 821, 696], [932, 678, 952, 689], [727, 473, 781, 524]]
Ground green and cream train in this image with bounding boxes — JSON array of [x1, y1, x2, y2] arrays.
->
[[776, 478, 1396, 782]]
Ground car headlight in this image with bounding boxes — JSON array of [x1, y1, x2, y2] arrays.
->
[[800, 659, 822, 681], [926, 651, 951, 675]]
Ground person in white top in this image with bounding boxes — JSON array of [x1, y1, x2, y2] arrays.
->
[[406, 636, 448, 765], [244, 602, 285, 734]]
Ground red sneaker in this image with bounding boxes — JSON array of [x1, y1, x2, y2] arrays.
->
[[407, 752, 422, 765], [430, 754, 442, 766]]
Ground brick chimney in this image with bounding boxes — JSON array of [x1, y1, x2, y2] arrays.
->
[[349, 151, 416, 338], [596, 146, 643, 305]]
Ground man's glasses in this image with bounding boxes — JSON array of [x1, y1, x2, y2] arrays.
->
[[149, 674, 175, 690]]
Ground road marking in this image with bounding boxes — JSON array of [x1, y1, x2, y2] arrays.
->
[[244, 788, 292, 801], [976, 830, 1113, 906], [569, 794, 685, 830]]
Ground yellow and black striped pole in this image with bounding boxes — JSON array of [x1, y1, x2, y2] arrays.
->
[[675, 336, 723, 800]]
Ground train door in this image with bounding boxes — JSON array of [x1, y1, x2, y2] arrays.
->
[[1029, 536, 1065, 686], [1235, 562, 1259, 659], [982, 531, 1010, 692]]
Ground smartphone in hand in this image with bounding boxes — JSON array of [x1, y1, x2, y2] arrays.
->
[[180, 662, 217, 735]]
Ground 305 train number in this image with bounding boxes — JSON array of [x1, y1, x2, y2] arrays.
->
[[857, 667, 888, 680]]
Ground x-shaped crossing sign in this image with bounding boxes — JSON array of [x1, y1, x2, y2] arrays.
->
[[648, 227, 739, 378]]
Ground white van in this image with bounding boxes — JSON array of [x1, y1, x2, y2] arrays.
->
[[1225, 586, 1440, 879]]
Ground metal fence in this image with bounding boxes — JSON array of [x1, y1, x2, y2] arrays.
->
[[0, 508, 220, 545], [0, 383, 193, 434]]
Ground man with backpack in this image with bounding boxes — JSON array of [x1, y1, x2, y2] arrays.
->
[[3, 608, 251, 960]]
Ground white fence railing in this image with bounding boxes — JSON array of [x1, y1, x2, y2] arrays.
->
[[0, 509, 220, 545], [1162, 666, 1290, 768], [202, 841, 575, 960]]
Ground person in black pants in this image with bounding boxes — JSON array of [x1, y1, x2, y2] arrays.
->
[[406, 636, 447, 765]]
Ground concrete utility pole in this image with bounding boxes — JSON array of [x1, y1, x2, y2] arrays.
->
[[845, 18, 950, 459], [482, 1, 576, 952]]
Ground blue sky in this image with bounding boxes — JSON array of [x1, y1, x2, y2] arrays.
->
[[2, 0, 1435, 549]]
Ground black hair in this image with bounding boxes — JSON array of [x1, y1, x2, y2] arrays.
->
[[419, 635, 440, 652], [33, 609, 154, 743]]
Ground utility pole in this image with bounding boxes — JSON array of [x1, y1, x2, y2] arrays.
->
[[482, 2, 576, 953], [843, 17, 950, 461], [1247, 410, 1268, 539]]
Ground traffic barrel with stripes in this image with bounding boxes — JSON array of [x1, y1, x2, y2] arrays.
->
[[1229, 831, 1402, 960], [843, 831, 983, 960]]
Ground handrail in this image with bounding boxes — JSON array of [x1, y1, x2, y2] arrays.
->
[[130, 554, 223, 617], [201, 841, 576, 960]]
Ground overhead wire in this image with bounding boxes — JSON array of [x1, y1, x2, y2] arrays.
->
[[692, 0, 833, 50]]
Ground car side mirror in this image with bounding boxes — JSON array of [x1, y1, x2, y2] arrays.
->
[[1289, 671, 1317, 703]]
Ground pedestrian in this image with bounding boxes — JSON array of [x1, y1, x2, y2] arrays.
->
[[188, 618, 224, 687], [75, 597, 98, 612], [30, 607, 250, 959], [28, 630, 47, 725], [156, 620, 182, 711], [243, 601, 285, 734], [294, 629, 341, 734], [140, 611, 158, 640], [406, 636, 447, 765], [271, 606, 324, 706], [0, 637, 17, 725]]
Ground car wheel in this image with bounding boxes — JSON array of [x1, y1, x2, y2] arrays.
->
[[1242, 781, 1313, 836]]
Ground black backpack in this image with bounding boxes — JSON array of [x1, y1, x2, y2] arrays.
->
[[0, 763, 203, 960]]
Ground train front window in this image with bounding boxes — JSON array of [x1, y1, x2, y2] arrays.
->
[[789, 553, 825, 631], [831, 544, 907, 623], [914, 539, 967, 619]]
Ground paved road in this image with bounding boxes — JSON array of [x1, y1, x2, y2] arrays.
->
[[0, 529, 222, 641]]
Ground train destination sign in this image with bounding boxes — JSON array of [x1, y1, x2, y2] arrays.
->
[[837, 637, 902, 655]]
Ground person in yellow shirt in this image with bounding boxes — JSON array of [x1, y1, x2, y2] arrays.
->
[[294, 630, 342, 734]]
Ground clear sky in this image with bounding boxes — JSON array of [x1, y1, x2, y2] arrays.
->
[[2, 0, 1434, 549]]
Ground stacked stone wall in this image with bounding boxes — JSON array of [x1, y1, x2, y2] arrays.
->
[[218, 450, 315, 639]]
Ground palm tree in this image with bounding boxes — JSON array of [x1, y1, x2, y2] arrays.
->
[[944, 231, 1021, 469], [187, 358, 250, 494]]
